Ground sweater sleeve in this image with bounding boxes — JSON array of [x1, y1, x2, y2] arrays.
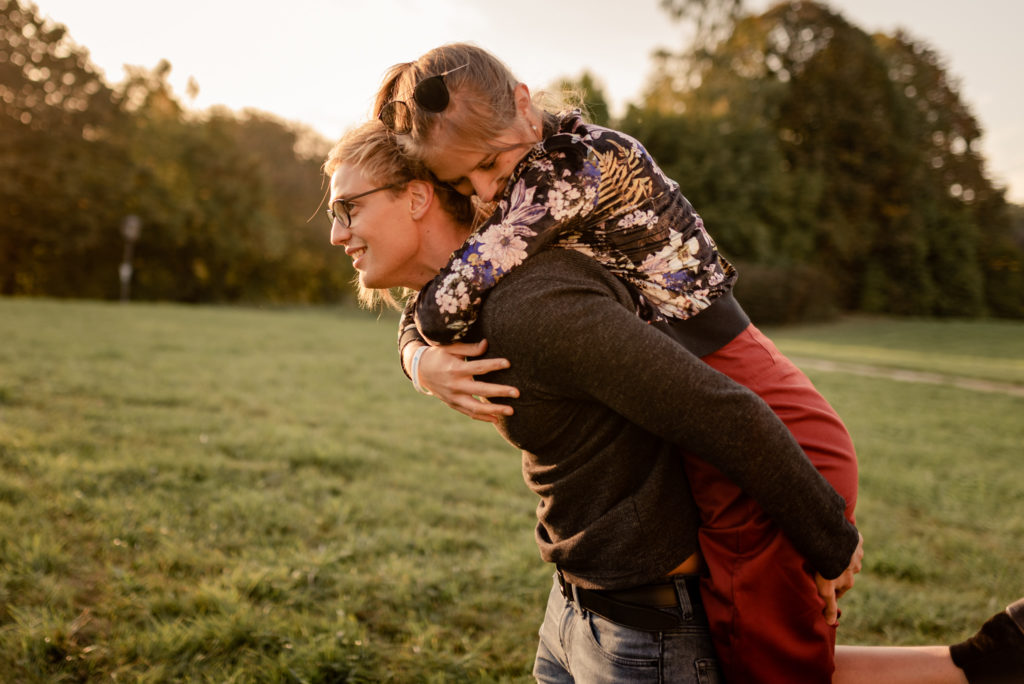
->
[[484, 250, 860, 580]]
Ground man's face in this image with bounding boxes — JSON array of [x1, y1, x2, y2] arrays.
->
[[329, 163, 421, 289]]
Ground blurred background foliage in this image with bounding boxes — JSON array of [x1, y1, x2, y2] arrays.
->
[[2, 0, 1022, 320], [0, 0, 349, 304]]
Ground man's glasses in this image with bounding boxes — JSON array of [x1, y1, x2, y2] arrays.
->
[[326, 184, 401, 229], [378, 63, 469, 135]]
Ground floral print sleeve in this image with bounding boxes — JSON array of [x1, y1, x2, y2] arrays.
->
[[413, 112, 737, 344]]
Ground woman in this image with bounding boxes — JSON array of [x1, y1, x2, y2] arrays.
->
[[322, 120, 1022, 683], [374, 42, 858, 682]]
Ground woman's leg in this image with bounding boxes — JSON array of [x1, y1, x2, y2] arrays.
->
[[690, 324, 860, 683], [834, 646, 967, 684], [701, 324, 860, 515], [697, 324, 1022, 683], [834, 598, 1023, 684]]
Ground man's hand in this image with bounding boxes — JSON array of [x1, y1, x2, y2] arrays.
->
[[815, 532, 864, 625]]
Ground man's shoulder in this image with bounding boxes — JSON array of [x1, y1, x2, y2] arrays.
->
[[481, 249, 633, 335], [478, 251, 637, 374]]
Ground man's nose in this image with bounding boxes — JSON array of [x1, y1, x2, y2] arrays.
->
[[330, 220, 350, 246]]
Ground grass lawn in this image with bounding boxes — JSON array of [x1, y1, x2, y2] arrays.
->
[[1, 298, 1021, 682], [765, 316, 1024, 385]]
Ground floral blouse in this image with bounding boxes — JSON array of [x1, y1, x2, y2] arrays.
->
[[404, 111, 737, 345]]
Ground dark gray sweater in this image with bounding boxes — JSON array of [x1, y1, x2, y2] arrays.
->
[[479, 249, 859, 590]]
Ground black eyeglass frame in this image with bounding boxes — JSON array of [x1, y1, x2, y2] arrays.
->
[[326, 183, 402, 229], [378, 63, 469, 134]]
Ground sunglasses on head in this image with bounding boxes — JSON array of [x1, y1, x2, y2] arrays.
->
[[378, 63, 469, 135]]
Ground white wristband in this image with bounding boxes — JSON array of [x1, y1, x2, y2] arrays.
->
[[410, 345, 433, 396]]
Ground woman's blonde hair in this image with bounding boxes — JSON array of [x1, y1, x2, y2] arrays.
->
[[323, 120, 475, 310], [374, 43, 579, 166]]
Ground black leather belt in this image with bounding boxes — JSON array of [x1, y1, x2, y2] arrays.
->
[[556, 570, 705, 632]]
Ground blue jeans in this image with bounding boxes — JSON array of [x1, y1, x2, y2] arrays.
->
[[533, 574, 723, 683]]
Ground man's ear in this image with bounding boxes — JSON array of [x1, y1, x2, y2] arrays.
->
[[407, 180, 434, 220]]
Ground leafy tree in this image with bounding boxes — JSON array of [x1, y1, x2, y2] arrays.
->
[[223, 110, 347, 303], [974, 197, 1023, 318], [873, 31, 1013, 316], [112, 71, 339, 303], [551, 71, 612, 127], [0, 0, 132, 297], [0, 0, 347, 304], [762, 4, 940, 312], [659, 0, 744, 59], [623, 0, 1021, 319]]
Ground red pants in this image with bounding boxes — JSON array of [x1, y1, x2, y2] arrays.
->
[[692, 324, 859, 684]]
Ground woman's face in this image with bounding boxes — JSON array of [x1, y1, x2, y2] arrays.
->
[[428, 122, 536, 203], [329, 163, 422, 290]]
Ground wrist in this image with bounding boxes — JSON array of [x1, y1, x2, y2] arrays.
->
[[410, 345, 433, 396], [401, 342, 425, 378]]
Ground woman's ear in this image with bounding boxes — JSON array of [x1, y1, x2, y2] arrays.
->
[[407, 180, 434, 220], [513, 83, 541, 137], [513, 83, 532, 116]]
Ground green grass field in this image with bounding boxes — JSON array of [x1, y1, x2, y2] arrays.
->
[[1, 298, 1021, 682]]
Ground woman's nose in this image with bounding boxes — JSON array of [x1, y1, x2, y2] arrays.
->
[[470, 174, 499, 202]]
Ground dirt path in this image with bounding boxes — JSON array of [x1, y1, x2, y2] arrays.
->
[[789, 356, 1024, 399]]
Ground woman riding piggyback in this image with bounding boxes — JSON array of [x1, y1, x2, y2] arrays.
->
[[375, 42, 860, 683]]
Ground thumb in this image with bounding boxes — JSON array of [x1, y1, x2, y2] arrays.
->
[[822, 590, 839, 625], [816, 574, 840, 626]]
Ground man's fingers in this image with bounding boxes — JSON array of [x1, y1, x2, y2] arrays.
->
[[463, 357, 511, 376], [451, 396, 512, 418], [465, 380, 519, 400], [453, 404, 497, 423]]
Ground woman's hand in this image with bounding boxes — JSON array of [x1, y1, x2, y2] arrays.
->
[[815, 532, 864, 625], [405, 339, 520, 423]]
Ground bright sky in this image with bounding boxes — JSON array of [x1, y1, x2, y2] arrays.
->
[[29, 0, 1024, 202]]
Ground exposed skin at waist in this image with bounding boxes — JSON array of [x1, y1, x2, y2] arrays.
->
[[668, 552, 701, 576]]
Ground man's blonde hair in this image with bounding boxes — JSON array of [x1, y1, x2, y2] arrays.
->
[[324, 120, 475, 309]]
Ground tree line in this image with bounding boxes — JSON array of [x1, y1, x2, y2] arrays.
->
[[626, 1, 1023, 320], [1, 0, 347, 304], [2, 0, 1022, 319]]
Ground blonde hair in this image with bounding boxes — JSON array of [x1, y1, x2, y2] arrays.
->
[[374, 43, 580, 167], [323, 120, 475, 310]]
